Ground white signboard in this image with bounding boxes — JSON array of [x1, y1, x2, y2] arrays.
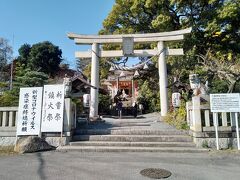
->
[[17, 87, 43, 136], [210, 93, 240, 112], [172, 92, 181, 107], [83, 94, 90, 107], [41, 85, 65, 132]]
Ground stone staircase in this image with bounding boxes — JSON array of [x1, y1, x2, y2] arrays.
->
[[58, 113, 208, 153]]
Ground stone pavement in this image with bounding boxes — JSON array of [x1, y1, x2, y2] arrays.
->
[[0, 151, 240, 180], [91, 112, 177, 130]]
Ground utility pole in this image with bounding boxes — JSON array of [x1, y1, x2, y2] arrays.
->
[[10, 35, 14, 90]]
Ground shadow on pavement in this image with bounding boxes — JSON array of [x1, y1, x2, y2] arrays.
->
[[109, 115, 146, 119], [36, 152, 46, 180]]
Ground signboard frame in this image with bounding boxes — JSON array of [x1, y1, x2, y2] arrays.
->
[[172, 92, 181, 108], [41, 84, 65, 133], [210, 93, 240, 150], [210, 93, 240, 112], [16, 87, 43, 136]]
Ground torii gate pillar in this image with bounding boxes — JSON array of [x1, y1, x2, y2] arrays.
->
[[158, 41, 168, 116], [89, 43, 100, 119]]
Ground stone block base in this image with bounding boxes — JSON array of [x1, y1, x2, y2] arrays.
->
[[0, 137, 16, 146], [42, 132, 72, 147], [45, 136, 71, 147], [190, 129, 239, 149], [194, 138, 238, 149]]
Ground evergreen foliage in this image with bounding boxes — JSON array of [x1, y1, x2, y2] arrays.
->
[[0, 63, 48, 107], [16, 41, 62, 76], [98, 94, 112, 115], [0, 37, 12, 83], [95, 0, 240, 114]]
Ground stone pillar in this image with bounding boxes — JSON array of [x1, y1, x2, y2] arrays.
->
[[132, 79, 135, 99], [64, 98, 72, 132], [186, 102, 190, 125], [158, 41, 168, 116], [2, 112, 7, 127], [89, 43, 100, 119], [9, 111, 13, 127], [192, 96, 202, 132], [117, 77, 119, 90]]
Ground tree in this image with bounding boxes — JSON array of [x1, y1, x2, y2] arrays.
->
[[0, 38, 12, 81], [101, 1, 239, 81], [95, 0, 240, 113], [14, 64, 48, 88], [197, 50, 240, 93], [17, 43, 31, 65], [205, 0, 240, 53], [138, 80, 160, 112], [17, 41, 63, 76], [100, 0, 240, 65], [0, 63, 49, 107], [100, 0, 224, 52]]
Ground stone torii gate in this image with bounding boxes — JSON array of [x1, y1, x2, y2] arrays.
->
[[67, 28, 191, 118]]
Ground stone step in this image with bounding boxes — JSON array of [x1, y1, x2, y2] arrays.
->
[[74, 129, 188, 136], [72, 135, 193, 142], [69, 141, 196, 147], [57, 145, 208, 153]]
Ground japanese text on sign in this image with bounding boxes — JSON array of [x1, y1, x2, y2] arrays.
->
[[172, 93, 181, 108], [16, 87, 43, 136], [41, 85, 65, 132], [210, 93, 240, 112]]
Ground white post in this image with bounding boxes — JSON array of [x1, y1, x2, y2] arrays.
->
[[204, 110, 210, 127], [2, 112, 7, 127], [186, 102, 190, 125], [9, 111, 13, 127], [117, 77, 119, 91], [89, 43, 100, 119], [221, 112, 228, 126], [74, 104, 77, 129], [158, 41, 168, 116], [132, 79, 135, 99], [230, 112, 236, 126], [213, 112, 219, 150], [235, 113, 240, 150]]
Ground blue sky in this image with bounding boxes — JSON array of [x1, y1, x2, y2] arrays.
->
[[0, 0, 115, 68]]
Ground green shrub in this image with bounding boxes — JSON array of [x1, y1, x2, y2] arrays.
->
[[137, 80, 160, 113], [0, 90, 19, 107], [164, 101, 189, 130], [99, 94, 111, 115], [202, 140, 209, 148]]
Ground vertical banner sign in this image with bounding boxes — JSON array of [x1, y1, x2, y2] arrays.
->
[[41, 85, 65, 132], [83, 94, 90, 107], [172, 92, 181, 108], [16, 87, 43, 136]]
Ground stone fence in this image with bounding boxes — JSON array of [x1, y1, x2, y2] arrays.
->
[[186, 96, 239, 149], [0, 98, 76, 147], [0, 107, 18, 146]]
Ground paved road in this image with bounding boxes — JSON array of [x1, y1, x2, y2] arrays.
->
[[0, 151, 240, 180]]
